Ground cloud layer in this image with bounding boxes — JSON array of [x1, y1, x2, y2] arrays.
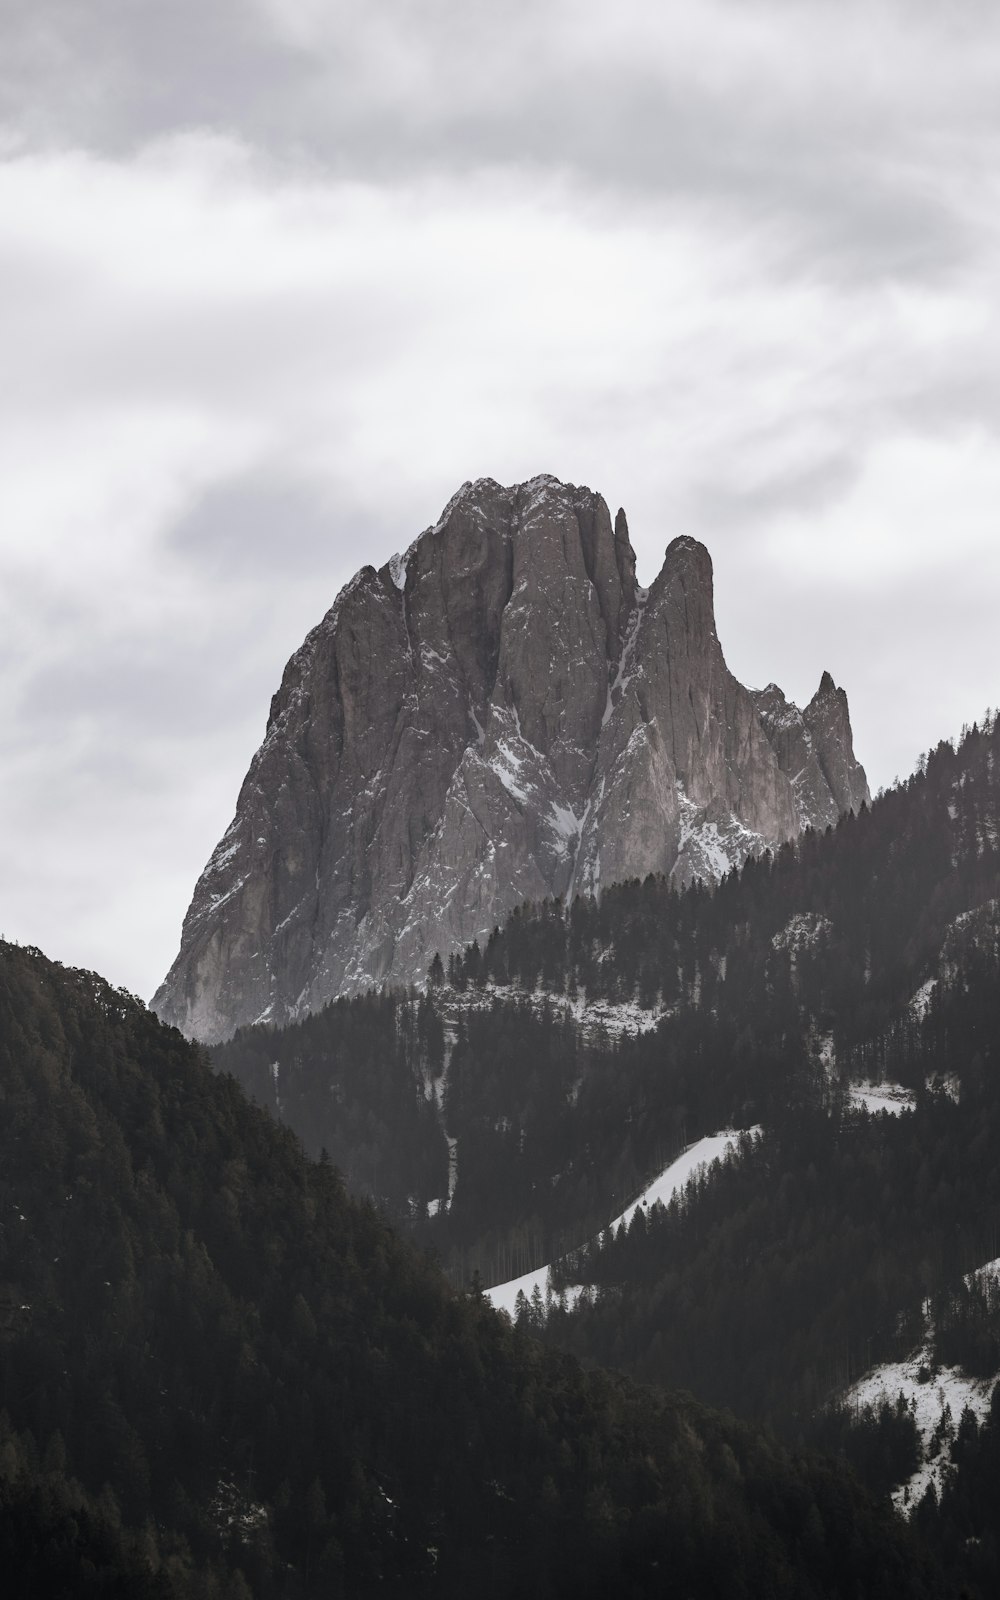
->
[[2, 1, 1000, 998]]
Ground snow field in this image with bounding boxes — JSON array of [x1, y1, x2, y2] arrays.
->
[[486, 1129, 757, 1318], [846, 1260, 1000, 1513], [846, 1345, 996, 1513], [849, 1081, 916, 1116]]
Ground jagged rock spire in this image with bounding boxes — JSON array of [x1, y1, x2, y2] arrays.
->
[[154, 475, 869, 1041]]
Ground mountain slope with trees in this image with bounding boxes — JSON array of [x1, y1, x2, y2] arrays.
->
[[0, 939, 944, 1597], [209, 713, 1000, 1560], [216, 715, 1000, 1293]]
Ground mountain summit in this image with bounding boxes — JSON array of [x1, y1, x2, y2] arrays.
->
[[154, 475, 869, 1040]]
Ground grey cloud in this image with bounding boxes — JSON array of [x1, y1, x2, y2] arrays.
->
[[691, 451, 864, 530], [1, 0, 993, 294], [0, 1, 302, 152], [167, 472, 390, 583], [17, 642, 256, 743], [890, 372, 1000, 437], [3, 0, 1000, 1000]]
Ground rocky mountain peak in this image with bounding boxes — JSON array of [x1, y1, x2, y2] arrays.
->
[[803, 670, 869, 819], [154, 474, 870, 1042], [662, 532, 713, 577]]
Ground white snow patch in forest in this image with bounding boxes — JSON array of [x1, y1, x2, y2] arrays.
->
[[846, 1345, 996, 1513], [910, 977, 937, 1019], [926, 1071, 961, 1102], [211, 1479, 269, 1538], [486, 1129, 757, 1318], [967, 1257, 1000, 1287], [608, 1129, 759, 1235], [772, 912, 832, 954], [485, 1265, 586, 1319], [443, 983, 662, 1044], [845, 1254, 1000, 1513], [569, 994, 661, 1036], [849, 1081, 916, 1116]]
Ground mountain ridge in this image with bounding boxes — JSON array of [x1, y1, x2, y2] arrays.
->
[[0, 936, 943, 1598]]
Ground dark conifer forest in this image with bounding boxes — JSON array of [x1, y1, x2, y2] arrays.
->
[[0, 939, 950, 1596], [5, 719, 1000, 1590], [207, 714, 1000, 1587], [217, 715, 1000, 1309]]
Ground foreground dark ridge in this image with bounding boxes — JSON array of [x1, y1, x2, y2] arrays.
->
[[0, 939, 938, 1597], [154, 474, 867, 1041]]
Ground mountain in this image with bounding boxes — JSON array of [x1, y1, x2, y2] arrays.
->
[[212, 715, 1000, 1413], [154, 474, 868, 1042], [0, 939, 941, 1598], [204, 711, 1000, 1582]]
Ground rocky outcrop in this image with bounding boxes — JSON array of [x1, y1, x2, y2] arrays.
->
[[752, 672, 870, 833], [153, 475, 869, 1041]]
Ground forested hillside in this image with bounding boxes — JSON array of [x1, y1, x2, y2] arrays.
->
[[542, 895, 1000, 1419], [211, 991, 449, 1224], [206, 714, 1000, 1566], [0, 941, 944, 1597], [216, 714, 1000, 1294]]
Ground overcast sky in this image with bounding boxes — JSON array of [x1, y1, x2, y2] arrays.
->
[[2, 0, 1000, 1000]]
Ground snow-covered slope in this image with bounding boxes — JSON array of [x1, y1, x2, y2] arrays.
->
[[848, 1348, 995, 1512], [605, 1131, 756, 1234], [849, 1082, 916, 1116], [440, 982, 662, 1047], [844, 1259, 1000, 1513], [486, 1129, 755, 1317]]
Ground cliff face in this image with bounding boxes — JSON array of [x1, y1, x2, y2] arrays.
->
[[153, 475, 869, 1041]]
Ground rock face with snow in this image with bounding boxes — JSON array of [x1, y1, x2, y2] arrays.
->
[[154, 475, 870, 1041], [752, 672, 870, 831]]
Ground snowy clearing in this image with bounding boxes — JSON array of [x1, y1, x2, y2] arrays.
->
[[772, 912, 833, 955], [607, 1129, 758, 1235], [849, 1081, 916, 1116], [969, 1256, 1000, 1285], [441, 982, 662, 1045], [845, 1258, 1000, 1513], [484, 1265, 586, 1319], [846, 1344, 996, 1513], [486, 1129, 756, 1318]]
